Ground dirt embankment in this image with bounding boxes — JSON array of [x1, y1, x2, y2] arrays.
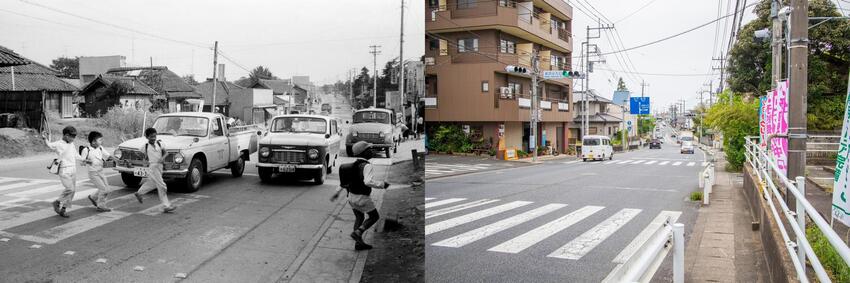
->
[[0, 128, 50, 159]]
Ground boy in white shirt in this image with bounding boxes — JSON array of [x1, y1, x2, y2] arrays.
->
[[133, 128, 175, 213], [45, 126, 85, 218], [82, 131, 115, 212]]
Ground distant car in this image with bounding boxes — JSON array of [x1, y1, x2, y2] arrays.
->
[[581, 135, 613, 162], [649, 139, 662, 149], [680, 141, 695, 154], [256, 115, 342, 184], [346, 108, 400, 158], [321, 103, 332, 114]]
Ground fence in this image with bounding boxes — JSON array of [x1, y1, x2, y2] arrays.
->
[[603, 219, 685, 283], [744, 136, 850, 282]]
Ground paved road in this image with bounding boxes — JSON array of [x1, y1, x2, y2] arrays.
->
[[0, 92, 423, 281], [425, 126, 705, 282]]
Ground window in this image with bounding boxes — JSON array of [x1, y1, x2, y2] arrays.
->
[[499, 39, 515, 54], [271, 117, 328, 134], [429, 38, 439, 50], [212, 118, 224, 137], [583, 138, 600, 146], [482, 81, 489, 92], [457, 0, 475, 9], [458, 38, 478, 53], [550, 55, 560, 67], [508, 82, 522, 95], [439, 39, 448, 55]]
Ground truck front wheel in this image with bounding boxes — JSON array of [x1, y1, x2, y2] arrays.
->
[[314, 161, 327, 185], [183, 158, 204, 193], [121, 173, 142, 188], [259, 167, 273, 183], [346, 145, 354, 157], [385, 147, 392, 158], [230, 156, 245, 177]]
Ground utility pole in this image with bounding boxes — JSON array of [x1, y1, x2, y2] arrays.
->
[[369, 45, 381, 108], [348, 69, 354, 103], [787, 0, 809, 209], [211, 41, 218, 113], [712, 57, 725, 93], [399, 0, 406, 125], [531, 50, 540, 162], [771, 0, 783, 88], [582, 22, 614, 137]]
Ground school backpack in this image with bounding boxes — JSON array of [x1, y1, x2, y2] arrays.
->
[[144, 140, 166, 161]]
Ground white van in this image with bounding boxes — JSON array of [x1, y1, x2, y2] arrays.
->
[[581, 135, 613, 162]]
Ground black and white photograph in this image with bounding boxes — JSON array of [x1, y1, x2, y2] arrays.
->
[[0, 0, 425, 282]]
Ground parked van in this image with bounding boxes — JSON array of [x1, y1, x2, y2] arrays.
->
[[581, 135, 613, 162]]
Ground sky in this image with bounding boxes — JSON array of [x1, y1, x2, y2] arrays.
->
[[565, 0, 756, 113], [0, 0, 425, 85]]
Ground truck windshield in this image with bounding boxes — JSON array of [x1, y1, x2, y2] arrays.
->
[[353, 111, 389, 124], [152, 116, 209, 137], [271, 117, 327, 134], [681, 136, 694, 141]]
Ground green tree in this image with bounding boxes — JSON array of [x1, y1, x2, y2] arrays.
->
[[727, 0, 850, 130], [50, 56, 79, 79], [352, 67, 372, 109], [705, 90, 760, 170], [616, 77, 628, 91]]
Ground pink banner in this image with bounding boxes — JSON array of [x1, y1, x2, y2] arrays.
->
[[763, 81, 789, 175]]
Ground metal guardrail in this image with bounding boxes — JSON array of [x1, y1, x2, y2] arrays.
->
[[697, 143, 716, 205], [744, 136, 850, 282], [604, 219, 685, 283]]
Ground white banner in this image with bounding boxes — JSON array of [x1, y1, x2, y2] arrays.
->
[[833, 70, 850, 226]]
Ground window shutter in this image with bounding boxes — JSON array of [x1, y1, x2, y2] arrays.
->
[[458, 39, 465, 52]]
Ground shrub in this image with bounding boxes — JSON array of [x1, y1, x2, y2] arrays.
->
[[690, 192, 703, 201], [430, 124, 473, 153], [705, 90, 759, 171], [98, 106, 162, 141], [807, 225, 850, 282]]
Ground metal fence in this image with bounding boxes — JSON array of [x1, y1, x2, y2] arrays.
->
[[603, 219, 685, 283], [744, 136, 850, 282]]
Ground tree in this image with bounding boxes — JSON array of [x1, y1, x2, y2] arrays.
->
[[50, 57, 79, 79], [727, 0, 850, 130], [235, 66, 278, 87], [705, 90, 760, 170], [352, 67, 372, 109], [181, 75, 199, 86], [616, 77, 628, 91]]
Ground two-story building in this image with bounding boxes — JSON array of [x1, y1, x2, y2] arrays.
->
[[424, 0, 574, 154], [571, 90, 622, 143]]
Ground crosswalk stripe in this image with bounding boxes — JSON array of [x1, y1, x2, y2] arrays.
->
[[16, 211, 132, 244], [0, 206, 87, 231], [644, 160, 657, 165], [658, 161, 670, 165], [488, 206, 604, 254], [0, 180, 53, 193], [563, 161, 580, 164], [612, 211, 682, 264], [702, 162, 708, 166], [425, 197, 435, 201], [547, 208, 642, 260], [139, 197, 199, 216], [631, 160, 645, 164], [672, 161, 682, 166], [425, 198, 466, 209], [619, 160, 633, 164], [687, 162, 696, 166], [432, 204, 567, 248], [425, 201, 532, 235], [6, 184, 67, 198], [426, 199, 500, 219]]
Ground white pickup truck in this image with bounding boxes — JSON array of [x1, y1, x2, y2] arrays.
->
[[112, 112, 260, 192]]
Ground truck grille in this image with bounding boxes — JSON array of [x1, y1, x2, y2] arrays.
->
[[355, 133, 385, 143], [272, 151, 305, 163]]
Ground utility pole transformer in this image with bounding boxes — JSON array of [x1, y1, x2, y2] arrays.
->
[[787, 0, 808, 209]]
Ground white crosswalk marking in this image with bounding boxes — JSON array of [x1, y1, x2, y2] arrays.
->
[[139, 197, 204, 216], [619, 160, 633, 164], [432, 204, 567, 248], [426, 163, 494, 178], [644, 160, 657, 165], [612, 211, 682, 264], [16, 211, 132, 244], [702, 162, 708, 166], [426, 199, 500, 219], [632, 160, 646, 164], [426, 201, 532, 235], [488, 206, 604, 254], [658, 161, 670, 165], [686, 162, 696, 166], [425, 198, 435, 201], [0, 206, 87, 231], [425, 198, 466, 209], [7, 184, 67, 198], [563, 161, 580, 165], [547, 208, 642, 260], [0, 180, 53, 193], [672, 161, 683, 166]]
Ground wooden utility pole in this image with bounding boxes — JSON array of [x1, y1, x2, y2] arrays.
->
[[787, 0, 808, 206], [771, 1, 783, 87], [211, 41, 219, 113], [531, 50, 539, 162], [369, 45, 381, 108], [399, 0, 406, 124]]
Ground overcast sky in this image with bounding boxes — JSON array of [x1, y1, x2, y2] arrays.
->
[[0, 0, 424, 85], [567, 0, 755, 113]]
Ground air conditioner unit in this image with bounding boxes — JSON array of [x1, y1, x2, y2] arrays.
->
[[500, 87, 513, 99]]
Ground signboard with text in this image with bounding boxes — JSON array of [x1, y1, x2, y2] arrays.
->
[[629, 97, 650, 115], [833, 71, 850, 226], [762, 81, 789, 176]]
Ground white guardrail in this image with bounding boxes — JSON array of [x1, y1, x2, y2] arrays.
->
[[604, 218, 685, 283], [698, 143, 715, 205], [745, 136, 850, 282]]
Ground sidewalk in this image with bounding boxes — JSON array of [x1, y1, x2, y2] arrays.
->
[[685, 156, 768, 282], [277, 159, 422, 282]]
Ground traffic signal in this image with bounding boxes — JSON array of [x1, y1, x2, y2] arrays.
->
[[562, 70, 580, 78], [505, 65, 528, 74]]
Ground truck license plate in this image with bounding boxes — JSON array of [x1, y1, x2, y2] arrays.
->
[[278, 165, 296, 173], [133, 167, 150, 177]]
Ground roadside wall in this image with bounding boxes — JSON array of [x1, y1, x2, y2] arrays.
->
[[743, 163, 798, 282]]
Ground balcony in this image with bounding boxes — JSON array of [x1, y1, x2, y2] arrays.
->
[[427, 1, 572, 53]]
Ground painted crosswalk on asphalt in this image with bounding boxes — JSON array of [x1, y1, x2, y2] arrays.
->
[[426, 197, 683, 265], [425, 162, 495, 179], [562, 159, 706, 167], [0, 175, 209, 245]]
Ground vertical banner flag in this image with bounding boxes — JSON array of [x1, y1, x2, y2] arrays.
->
[[759, 96, 767, 147], [763, 81, 789, 175], [833, 70, 850, 226]]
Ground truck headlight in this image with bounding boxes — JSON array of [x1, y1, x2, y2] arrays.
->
[[378, 132, 385, 138], [260, 147, 270, 157], [352, 131, 358, 137], [174, 152, 185, 164], [308, 149, 319, 159], [113, 149, 123, 159]]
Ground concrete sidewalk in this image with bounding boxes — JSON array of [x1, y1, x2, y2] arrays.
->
[[684, 156, 767, 282]]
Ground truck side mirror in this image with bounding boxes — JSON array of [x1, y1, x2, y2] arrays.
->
[[325, 134, 331, 139]]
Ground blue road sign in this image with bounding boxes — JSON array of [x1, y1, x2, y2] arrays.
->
[[630, 97, 650, 115]]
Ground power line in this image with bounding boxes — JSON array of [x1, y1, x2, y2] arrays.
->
[[612, 0, 661, 24], [594, 67, 717, 77]]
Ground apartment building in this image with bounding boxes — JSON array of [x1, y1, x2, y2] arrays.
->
[[424, 0, 574, 154]]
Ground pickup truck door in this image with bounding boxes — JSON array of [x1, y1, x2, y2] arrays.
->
[[329, 120, 341, 160], [209, 117, 229, 169]]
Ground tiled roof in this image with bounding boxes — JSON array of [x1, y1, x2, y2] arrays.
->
[[0, 52, 77, 92], [195, 79, 247, 104], [573, 113, 623, 123], [573, 90, 612, 103], [0, 46, 29, 67], [106, 66, 201, 99], [255, 79, 305, 95], [81, 75, 158, 95]]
